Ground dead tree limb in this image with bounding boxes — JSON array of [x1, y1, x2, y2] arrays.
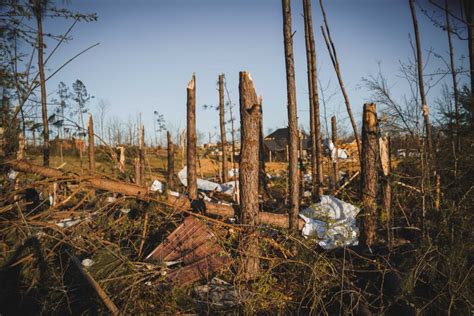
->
[[282, 0, 300, 231], [186, 74, 198, 200], [238, 71, 261, 280], [360, 103, 379, 247], [319, 0, 361, 160]]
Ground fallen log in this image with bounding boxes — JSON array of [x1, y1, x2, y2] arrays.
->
[[6, 160, 304, 230]]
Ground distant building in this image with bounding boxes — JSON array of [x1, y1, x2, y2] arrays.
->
[[263, 127, 309, 162]]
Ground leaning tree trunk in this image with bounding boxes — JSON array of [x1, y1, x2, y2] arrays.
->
[[36, 11, 49, 167], [319, 0, 361, 160], [218, 74, 228, 183], [282, 0, 300, 231], [303, 0, 323, 200], [187, 74, 198, 200], [409, 0, 433, 156], [464, 0, 474, 93], [360, 103, 379, 247], [238, 71, 261, 280]]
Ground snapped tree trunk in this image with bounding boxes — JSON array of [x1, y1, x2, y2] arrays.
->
[[238, 71, 261, 280], [187, 74, 198, 200], [282, 0, 300, 231], [379, 136, 392, 248], [167, 131, 175, 190], [331, 115, 339, 191], [218, 74, 228, 183], [139, 124, 145, 186], [88, 113, 95, 174], [319, 0, 361, 160], [258, 96, 269, 198], [303, 0, 323, 200], [36, 10, 49, 167], [360, 103, 379, 247]]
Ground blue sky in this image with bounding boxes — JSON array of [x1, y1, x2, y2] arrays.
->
[[39, 0, 469, 142]]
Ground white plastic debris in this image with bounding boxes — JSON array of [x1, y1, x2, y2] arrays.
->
[[228, 168, 239, 178], [178, 167, 236, 195], [7, 169, 18, 181], [49, 194, 54, 206], [120, 208, 131, 214], [299, 195, 360, 249], [81, 258, 94, 268], [324, 139, 348, 160], [106, 196, 117, 203], [150, 179, 164, 193], [55, 218, 83, 228]]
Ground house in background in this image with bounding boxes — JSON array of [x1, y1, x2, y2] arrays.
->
[[263, 127, 309, 162]]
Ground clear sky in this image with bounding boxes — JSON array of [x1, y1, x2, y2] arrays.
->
[[40, 0, 469, 143]]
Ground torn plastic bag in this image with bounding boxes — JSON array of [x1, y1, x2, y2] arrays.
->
[[178, 167, 236, 195], [299, 195, 360, 249]]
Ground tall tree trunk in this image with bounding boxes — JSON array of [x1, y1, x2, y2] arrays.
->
[[238, 71, 261, 280], [331, 115, 339, 191], [303, 0, 323, 200], [88, 113, 95, 174], [167, 131, 175, 190], [282, 0, 300, 231], [409, 0, 433, 156], [445, 0, 460, 152], [464, 0, 474, 93], [258, 96, 269, 198], [360, 103, 379, 247], [187, 74, 198, 200], [218, 74, 228, 183], [36, 11, 49, 167], [319, 0, 361, 160]]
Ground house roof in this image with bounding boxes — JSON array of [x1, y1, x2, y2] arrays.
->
[[265, 127, 308, 141]]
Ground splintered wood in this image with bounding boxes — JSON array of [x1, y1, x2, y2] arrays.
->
[[146, 216, 231, 287]]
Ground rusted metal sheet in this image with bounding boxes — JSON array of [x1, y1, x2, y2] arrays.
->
[[146, 216, 231, 286]]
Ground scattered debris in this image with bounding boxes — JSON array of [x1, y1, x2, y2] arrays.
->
[[178, 166, 237, 195], [194, 277, 247, 308], [299, 195, 360, 249], [150, 179, 164, 193], [146, 216, 232, 287]]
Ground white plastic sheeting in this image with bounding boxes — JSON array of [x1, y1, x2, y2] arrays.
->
[[150, 179, 164, 193], [299, 195, 360, 249], [323, 139, 348, 160], [178, 167, 237, 195]]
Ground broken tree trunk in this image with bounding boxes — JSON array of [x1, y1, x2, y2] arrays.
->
[[379, 136, 392, 248], [118, 146, 126, 173], [320, 0, 361, 160], [331, 115, 339, 191], [167, 131, 175, 190], [282, 0, 300, 231], [258, 96, 270, 198], [218, 74, 228, 183], [360, 103, 379, 247], [238, 71, 261, 280], [187, 74, 198, 200], [303, 0, 323, 200], [88, 113, 95, 174], [7, 159, 305, 229]]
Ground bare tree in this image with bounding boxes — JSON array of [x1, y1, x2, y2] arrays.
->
[[218, 74, 228, 182], [187, 74, 197, 200], [238, 71, 261, 280], [282, 0, 300, 231], [303, 0, 323, 199]]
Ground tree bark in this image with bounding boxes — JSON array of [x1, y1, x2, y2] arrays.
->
[[303, 0, 323, 200], [238, 71, 261, 280], [409, 0, 433, 156], [319, 0, 360, 160], [331, 115, 339, 191], [167, 131, 175, 190], [36, 10, 49, 167], [187, 75, 198, 200], [218, 74, 228, 183], [360, 103, 379, 247], [379, 136, 392, 248], [282, 0, 300, 231], [88, 113, 95, 174]]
